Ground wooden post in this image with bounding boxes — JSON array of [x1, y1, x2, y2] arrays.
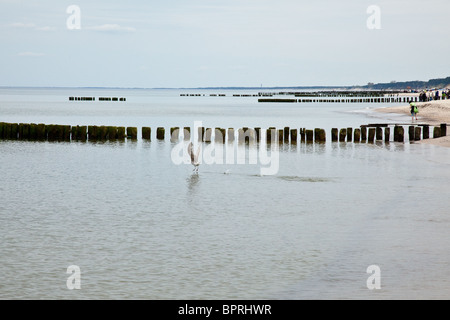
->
[[36, 124, 46, 140], [0, 122, 5, 139], [52, 125, 61, 141], [398, 126, 404, 142], [184, 127, 191, 141], [127, 127, 138, 140], [354, 128, 361, 142], [198, 127, 205, 142], [414, 127, 421, 141], [107, 126, 117, 140], [376, 127, 383, 141], [79, 126, 87, 141], [117, 127, 126, 140], [331, 128, 338, 142], [290, 129, 298, 144], [170, 127, 179, 142], [142, 127, 151, 140], [409, 126, 415, 142], [284, 127, 290, 143], [360, 126, 367, 142], [339, 128, 347, 142], [315, 128, 326, 143], [215, 128, 226, 144], [394, 126, 400, 142], [384, 127, 390, 143], [10, 123, 18, 139], [22, 124, 31, 140], [48, 125, 59, 141], [347, 128, 353, 142], [441, 124, 447, 137], [220, 128, 227, 143], [247, 128, 256, 145], [98, 126, 108, 140], [306, 130, 314, 143], [320, 129, 326, 142], [57, 125, 65, 141], [204, 128, 212, 143], [157, 127, 165, 140], [300, 128, 306, 143], [368, 128, 376, 143], [70, 126, 78, 141], [423, 125, 429, 140], [433, 126, 441, 138], [238, 128, 245, 143], [255, 127, 261, 143], [63, 125, 71, 141], [29, 123, 37, 140], [266, 127, 275, 144], [88, 126, 98, 141], [18, 123, 24, 139], [228, 128, 235, 143], [4, 123, 11, 139], [278, 129, 284, 144]]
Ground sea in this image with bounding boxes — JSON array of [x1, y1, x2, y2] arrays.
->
[[1, 87, 450, 300]]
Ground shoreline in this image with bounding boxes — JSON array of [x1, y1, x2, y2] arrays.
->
[[375, 100, 450, 148]]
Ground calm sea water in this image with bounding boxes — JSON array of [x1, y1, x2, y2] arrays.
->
[[1, 88, 450, 300]]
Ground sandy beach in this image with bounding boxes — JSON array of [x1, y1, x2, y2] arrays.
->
[[376, 99, 450, 147]]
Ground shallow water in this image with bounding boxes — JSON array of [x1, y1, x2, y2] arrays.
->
[[1, 88, 449, 299]]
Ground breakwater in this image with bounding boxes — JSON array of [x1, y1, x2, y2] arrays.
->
[[259, 97, 419, 103], [178, 91, 417, 103], [69, 97, 126, 101], [0, 122, 447, 144]]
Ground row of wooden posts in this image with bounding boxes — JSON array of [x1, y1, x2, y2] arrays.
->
[[0, 123, 136, 141], [0, 122, 446, 143], [259, 97, 419, 103], [68, 97, 126, 101], [332, 124, 447, 143]]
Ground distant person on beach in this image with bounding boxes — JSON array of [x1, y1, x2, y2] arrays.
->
[[419, 91, 427, 102], [410, 102, 418, 121]]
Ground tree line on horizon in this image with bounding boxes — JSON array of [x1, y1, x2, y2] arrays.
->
[[364, 76, 450, 90]]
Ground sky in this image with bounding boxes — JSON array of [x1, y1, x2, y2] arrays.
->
[[0, 0, 449, 88]]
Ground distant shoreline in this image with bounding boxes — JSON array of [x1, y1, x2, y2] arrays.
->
[[0, 85, 382, 90], [376, 100, 450, 148]]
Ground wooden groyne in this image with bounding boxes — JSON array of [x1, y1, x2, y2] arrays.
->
[[179, 90, 417, 104], [69, 97, 126, 101], [0, 123, 134, 141], [259, 97, 419, 103], [0, 122, 447, 144]]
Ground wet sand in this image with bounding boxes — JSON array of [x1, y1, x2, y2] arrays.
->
[[376, 100, 450, 147]]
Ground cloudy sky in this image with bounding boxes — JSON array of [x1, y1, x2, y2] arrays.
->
[[0, 0, 449, 88]]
